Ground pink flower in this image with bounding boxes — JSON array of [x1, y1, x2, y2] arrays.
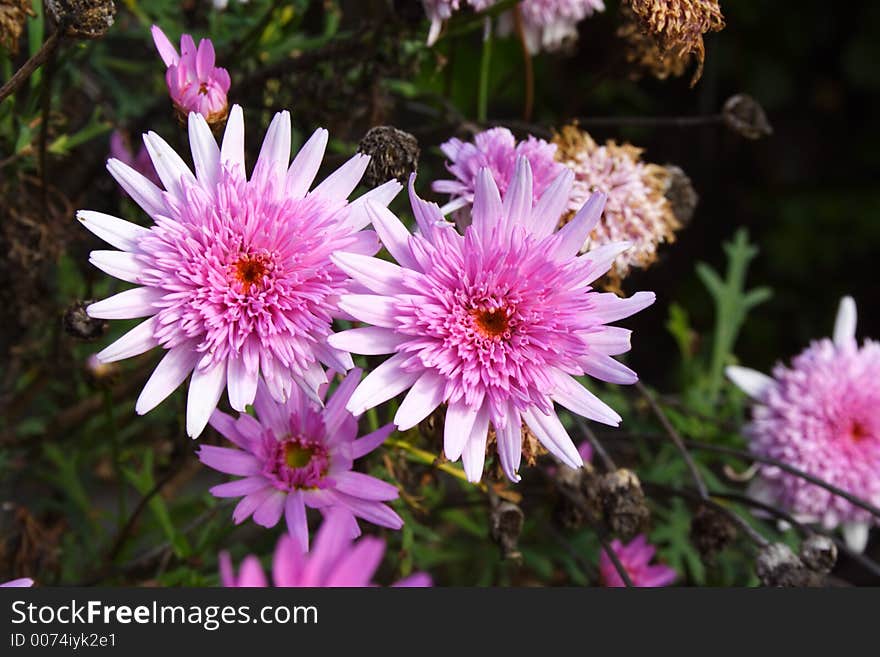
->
[[220, 510, 431, 587], [727, 297, 880, 552], [151, 25, 231, 123], [330, 159, 654, 483], [0, 578, 34, 587], [421, 1, 495, 45], [198, 369, 402, 551], [506, 1, 606, 53], [433, 127, 565, 225], [599, 534, 676, 587], [79, 107, 400, 438], [109, 131, 160, 188]]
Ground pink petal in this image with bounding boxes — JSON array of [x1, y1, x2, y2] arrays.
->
[[286, 128, 328, 198], [393, 369, 446, 430], [77, 210, 150, 252], [346, 353, 421, 416], [328, 326, 406, 356], [135, 342, 200, 415], [186, 355, 227, 438]]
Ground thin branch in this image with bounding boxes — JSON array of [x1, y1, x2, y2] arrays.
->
[[573, 416, 616, 472], [574, 114, 723, 129], [0, 30, 64, 104], [635, 382, 709, 500], [595, 526, 635, 587]]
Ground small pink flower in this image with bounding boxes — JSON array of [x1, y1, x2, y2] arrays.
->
[[109, 131, 160, 188], [151, 25, 231, 123], [198, 369, 402, 551], [220, 510, 431, 587], [599, 534, 676, 587], [0, 578, 34, 587], [727, 296, 880, 553], [433, 127, 565, 225]]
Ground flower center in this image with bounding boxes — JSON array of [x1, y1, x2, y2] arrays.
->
[[284, 443, 315, 469], [263, 433, 330, 492], [471, 307, 510, 339], [848, 420, 871, 443], [198, 82, 208, 95], [232, 252, 272, 292]]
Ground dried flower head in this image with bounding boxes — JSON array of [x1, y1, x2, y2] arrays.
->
[[45, 0, 115, 40], [358, 126, 420, 188], [553, 125, 681, 285], [755, 542, 814, 587], [62, 300, 107, 341], [627, 0, 725, 85], [799, 535, 837, 575], [0, 0, 34, 54], [599, 468, 650, 539], [617, 5, 690, 82], [690, 504, 737, 562]]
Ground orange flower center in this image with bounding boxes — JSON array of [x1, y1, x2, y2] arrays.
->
[[472, 308, 509, 338], [233, 253, 271, 292]]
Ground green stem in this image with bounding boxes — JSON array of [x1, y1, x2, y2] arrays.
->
[[385, 437, 483, 490], [477, 17, 493, 123]]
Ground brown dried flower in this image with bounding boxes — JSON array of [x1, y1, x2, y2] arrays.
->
[[45, 0, 115, 40], [598, 468, 650, 540], [358, 126, 420, 188], [553, 125, 682, 286], [0, 0, 34, 55], [625, 0, 725, 85]]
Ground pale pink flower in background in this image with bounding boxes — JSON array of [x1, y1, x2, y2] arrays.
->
[[500, 0, 606, 53], [432, 127, 565, 224], [599, 534, 676, 587], [220, 510, 431, 587], [727, 296, 880, 552], [330, 160, 654, 483], [0, 578, 34, 587], [198, 369, 401, 551], [151, 25, 231, 123], [421, 0, 496, 45], [79, 107, 400, 438], [109, 130, 160, 188]]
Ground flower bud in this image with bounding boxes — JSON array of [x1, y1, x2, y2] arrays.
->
[[690, 504, 737, 563], [722, 94, 773, 140], [755, 542, 816, 587]]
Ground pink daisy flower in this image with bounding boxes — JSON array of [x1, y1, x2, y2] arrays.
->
[[0, 578, 34, 587], [599, 534, 676, 587], [79, 107, 400, 437], [432, 127, 565, 224], [151, 25, 231, 124], [329, 158, 655, 483], [198, 369, 402, 551], [220, 510, 431, 587], [727, 297, 880, 552], [109, 130, 160, 188]]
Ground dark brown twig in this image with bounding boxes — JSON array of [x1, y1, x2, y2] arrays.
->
[[0, 30, 64, 104]]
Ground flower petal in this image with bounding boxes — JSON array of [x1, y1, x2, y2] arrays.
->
[[77, 210, 150, 252], [96, 316, 160, 363], [135, 343, 200, 415], [328, 327, 406, 356], [186, 356, 227, 438], [394, 370, 446, 430], [286, 128, 329, 198], [725, 366, 775, 401], [88, 287, 163, 319]]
